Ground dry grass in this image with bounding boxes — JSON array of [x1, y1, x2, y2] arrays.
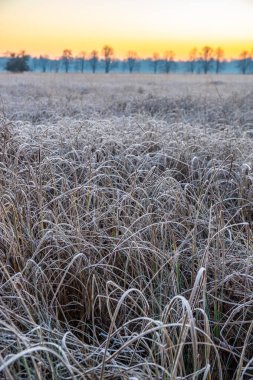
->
[[0, 73, 252, 379]]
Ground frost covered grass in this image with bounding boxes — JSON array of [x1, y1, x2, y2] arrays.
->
[[0, 73, 252, 379]]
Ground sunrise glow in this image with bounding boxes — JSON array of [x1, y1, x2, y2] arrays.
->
[[1, 0, 253, 59]]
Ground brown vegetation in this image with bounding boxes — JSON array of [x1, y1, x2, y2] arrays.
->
[[0, 73, 252, 379]]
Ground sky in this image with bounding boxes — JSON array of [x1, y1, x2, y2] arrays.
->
[[1, 0, 253, 59]]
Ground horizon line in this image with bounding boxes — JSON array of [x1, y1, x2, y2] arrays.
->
[[1, 46, 253, 61]]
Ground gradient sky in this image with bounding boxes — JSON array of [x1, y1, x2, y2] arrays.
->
[[1, 0, 253, 59]]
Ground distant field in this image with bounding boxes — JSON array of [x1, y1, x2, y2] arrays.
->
[[0, 73, 252, 379], [1, 73, 253, 122]]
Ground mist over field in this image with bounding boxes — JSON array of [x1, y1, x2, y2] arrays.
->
[[0, 73, 252, 379]]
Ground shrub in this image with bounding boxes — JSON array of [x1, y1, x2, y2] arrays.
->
[[5, 52, 30, 73]]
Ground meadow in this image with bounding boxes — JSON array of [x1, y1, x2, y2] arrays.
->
[[0, 73, 253, 379]]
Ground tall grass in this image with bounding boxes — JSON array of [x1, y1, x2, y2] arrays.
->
[[0, 74, 252, 379]]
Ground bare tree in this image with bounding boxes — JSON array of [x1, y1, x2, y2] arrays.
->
[[53, 58, 60, 73], [102, 45, 114, 73], [238, 50, 251, 74], [39, 55, 49, 72], [89, 50, 99, 73], [6, 51, 16, 59], [215, 47, 224, 74], [152, 53, 160, 73], [200, 46, 213, 74], [164, 50, 175, 73], [78, 51, 86, 73], [31, 57, 38, 72], [62, 49, 72, 73], [188, 48, 197, 73], [127, 51, 137, 73]]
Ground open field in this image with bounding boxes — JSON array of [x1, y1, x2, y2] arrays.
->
[[0, 73, 253, 379]]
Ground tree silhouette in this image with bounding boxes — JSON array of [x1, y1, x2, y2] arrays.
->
[[39, 55, 49, 72], [127, 51, 137, 73], [50, 58, 60, 73], [62, 49, 72, 73], [5, 51, 30, 73], [152, 53, 160, 73], [89, 50, 99, 73], [78, 51, 86, 73], [102, 45, 114, 73], [164, 50, 175, 73], [215, 47, 224, 74], [188, 48, 198, 73], [200, 46, 213, 74], [238, 50, 251, 74]]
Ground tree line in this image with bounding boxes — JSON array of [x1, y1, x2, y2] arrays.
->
[[3, 45, 253, 74]]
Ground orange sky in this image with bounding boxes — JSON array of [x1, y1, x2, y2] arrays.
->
[[1, 0, 253, 59]]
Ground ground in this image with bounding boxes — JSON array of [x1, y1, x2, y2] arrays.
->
[[0, 73, 252, 379]]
